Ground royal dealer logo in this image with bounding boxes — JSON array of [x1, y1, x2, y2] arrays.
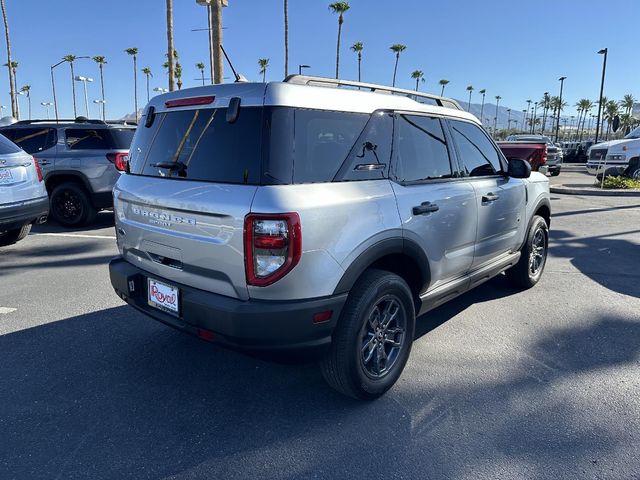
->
[[131, 206, 197, 227]]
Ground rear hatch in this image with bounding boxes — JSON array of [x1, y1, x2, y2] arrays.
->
[[115, 85, 266, 301], [0, 149, 44, 206], [497, 142, 547, 170]]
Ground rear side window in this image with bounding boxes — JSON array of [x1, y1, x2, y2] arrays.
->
[[131, 107, 263, 184], [449, 120, 503, 176], [2, 127, 57, 154], [65, 128, 134, 150], [393, 115, 453, 182], [0, 132, 21, 154]]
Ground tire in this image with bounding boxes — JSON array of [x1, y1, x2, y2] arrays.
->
[[0, 223, 32, 246], [320, 269, 416, 400], [506, 215, 548, 289], [550, 169, 560, 177], [50, 182, 97, 227]]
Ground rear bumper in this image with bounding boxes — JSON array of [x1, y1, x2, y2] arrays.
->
[[109, 257, 346, 352], [0, 196, 49, 230]]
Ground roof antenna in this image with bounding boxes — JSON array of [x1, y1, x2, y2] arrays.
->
[[220, 44, 247, 83]]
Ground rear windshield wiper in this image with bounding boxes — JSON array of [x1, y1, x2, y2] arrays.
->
[[150, 161, 187, 172]]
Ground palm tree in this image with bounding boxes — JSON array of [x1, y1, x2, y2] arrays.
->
[[466, 85, 474, 111], [620, 94, 635, 115], [411, 70, 424, 91], [329, 2, 350, 79], [438, 79, 449, 96], [258, 58, 269, 82], [577, 99, 593, 140], [3, 60, 17, 117], [93, 56, 107, 120], [166, 0, 175, 91], [478, 89, 486, 124], [604, 100, 619, 140], [0, 0, 17, 118], [175, 62, 183, 90], [19, 84, 30, 119], [196, 62, 206, 85], [494, 95, 501, 132], [63, 54, 78, 117], [284, 0, 289, 77], [125, 48, 139, 121], [539, 93, 551, 134], [350, 41, 363, 82], [389, 44, 406, 87], [142, 67, 152, 102]]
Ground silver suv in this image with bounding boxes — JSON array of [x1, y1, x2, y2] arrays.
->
[[109, 76, 551, 399], [0, 119, 135, 226]]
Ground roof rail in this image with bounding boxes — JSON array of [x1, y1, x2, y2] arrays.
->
[[13, 118, 107, 125], [283, 74, 463, 110]]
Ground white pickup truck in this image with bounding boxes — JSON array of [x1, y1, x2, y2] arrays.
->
[[586, 126, 640, 178]]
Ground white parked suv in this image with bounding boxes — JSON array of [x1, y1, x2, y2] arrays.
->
[[109, 76, 551, 399], [0, 134, 48, 246], [586, 126, 640, 178]]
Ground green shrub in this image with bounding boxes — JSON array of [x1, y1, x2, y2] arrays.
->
[[595, 176, 640, 189]]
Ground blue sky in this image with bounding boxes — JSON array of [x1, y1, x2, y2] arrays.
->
[[4, 0, 639, 119]]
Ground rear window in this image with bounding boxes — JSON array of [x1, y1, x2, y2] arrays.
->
[[0, 132, 22, 154], [129, 106, 370, 185], [65, 128, 134, 150], [1, 127, 57, 154]]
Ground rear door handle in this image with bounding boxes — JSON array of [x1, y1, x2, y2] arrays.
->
[[482, 192, 500, 202], [412, 202, 439, 215], [38, 159, 50, 165]]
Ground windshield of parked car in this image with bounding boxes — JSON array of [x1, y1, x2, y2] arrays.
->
[[624, 125, 640, 139]]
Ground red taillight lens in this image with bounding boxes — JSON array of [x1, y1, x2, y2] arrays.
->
[[541, 146, 548, 165], [32, 157, 43, 182], [106, 152, 129, 172], [244, 213, 302, 287]]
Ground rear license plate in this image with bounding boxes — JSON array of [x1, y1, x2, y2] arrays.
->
[[0, 168, 14, 184], [147, 278, 180, 315]]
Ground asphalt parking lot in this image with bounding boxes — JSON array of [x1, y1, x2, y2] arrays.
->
[[1, 168, 639, 480]]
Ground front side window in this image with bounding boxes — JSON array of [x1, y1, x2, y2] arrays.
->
[[4, 127, 57, 154], [449, 120, 503, 176], [393, 114, 453, 182]]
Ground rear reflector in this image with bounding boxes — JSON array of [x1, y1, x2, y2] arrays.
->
[[197, 328, 215, 342], [165, 96, 215, 108], [313, 310, 333, 323], [32, 157, 43, 182]]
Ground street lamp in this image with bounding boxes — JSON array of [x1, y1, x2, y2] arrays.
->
[[531, 101, 538, 134], [541, 91, 549, 134], [0, 105, 5, 117], [18, 90, 31, 120], [40, 101, 53, 119], [298, 64, 311, 75], [554, 76, 566, 142], [595, 48, 608, 144], [153, 87, 169, 94], [93, 99, 106, 120], [74, 76, 94, 117], [51, 55, 90, 122]]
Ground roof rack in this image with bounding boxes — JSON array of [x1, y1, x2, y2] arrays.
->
[[283, 75, 463, 110], [13, 118, 137, 126]]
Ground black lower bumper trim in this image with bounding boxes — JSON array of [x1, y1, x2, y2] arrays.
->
[[0, 197, 49, 230], [109, 257, 346, 352]]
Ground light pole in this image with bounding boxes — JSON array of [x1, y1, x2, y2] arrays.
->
[[531, 101, 538, 134], [93, 100, 106, 120], [18, 90, 31, 120], [298, 64, 311, 75], [541, 91, 549, 134], [507, 108, 512, 130], [75, 76, 94, 117], [40, 101, 53, 119], [594, 48, 607, 144], [522, 109, 527, 132], [555, 76, 566, 142]]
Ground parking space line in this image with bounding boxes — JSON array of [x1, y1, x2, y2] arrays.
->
[[30, 233, 116, 240], [0, 307, 17, 314]]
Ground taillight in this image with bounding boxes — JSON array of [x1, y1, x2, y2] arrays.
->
[[541, 146, 548, 165], [244, 213, 302, 287], [107, 152, 129, 172], [32, 157, 43, 182]]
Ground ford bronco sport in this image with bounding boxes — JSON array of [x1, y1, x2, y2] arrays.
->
[[109, 76, 551, 399]]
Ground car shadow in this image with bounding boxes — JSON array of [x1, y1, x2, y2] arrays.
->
[[3, 305, 637, 479], [33, 210, 115, 234]]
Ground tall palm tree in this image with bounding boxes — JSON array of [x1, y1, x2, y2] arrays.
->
[[175, 62, 183, 90], [19, 84, 30, 119], [284, 0, 289, 77], [63, 54, 78, 117], [389, 44, 406, 87], [92, 55, 107, 120], [258, 58, 269, 82], [196, 62, 206, 85], [604, 100, 619, 140], [577, 99, 593, 140], [438, 79, 449, 96], [539, 93, 551, 134], [3, 60, 17, 117], [494, 95, 501, 132], [478, 89, 486, 124], [125, 48, 139, 121], [411, 70, 424, 91], [166, 0, 175, 91], [0, 0, 17, 118], [142, 67, 152, 102], [329, 2, 350, 79], [350, 41, 363, 82], [620, 94, 635, 115], [466, 85, 474, 111]]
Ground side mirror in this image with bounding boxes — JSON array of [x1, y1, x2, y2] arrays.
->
[[507, 157, 531, 178]]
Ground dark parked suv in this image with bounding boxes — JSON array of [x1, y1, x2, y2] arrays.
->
[[0, 118, 136, 226]]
